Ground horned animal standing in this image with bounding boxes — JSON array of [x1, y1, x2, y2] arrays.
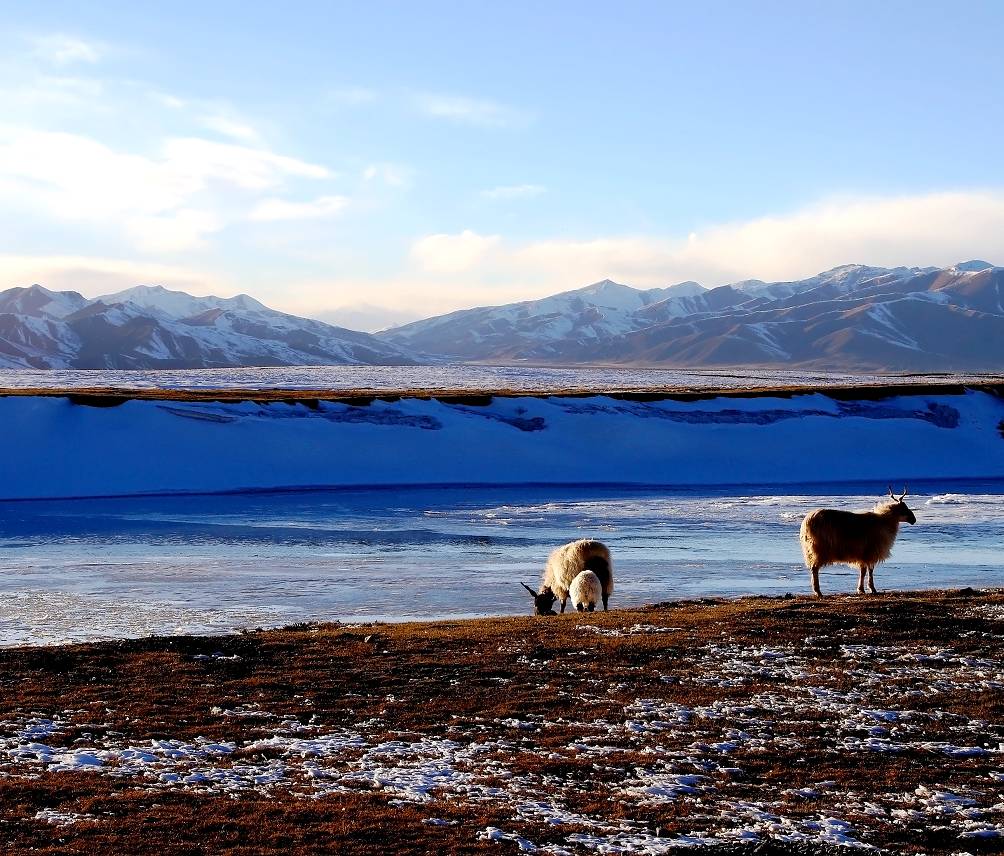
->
[[522, 539, 613, 615], [800, 487, 916, 597]]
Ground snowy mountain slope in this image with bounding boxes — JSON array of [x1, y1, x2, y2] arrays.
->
[[0, 284, 420, 369], [379, 263, 1004, 371], [102, 284, 270, 319], [733, 264, 935, 302], [4, 262, 1001, 372], [607, 266, 1004, 371], [378, 278, 711, 360]]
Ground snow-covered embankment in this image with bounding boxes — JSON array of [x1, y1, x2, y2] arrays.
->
[[1, 389, 1003, 499]]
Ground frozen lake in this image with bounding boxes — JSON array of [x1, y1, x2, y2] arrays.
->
[[0, 481, 1001, 646], [1, 365, 1000, 392]]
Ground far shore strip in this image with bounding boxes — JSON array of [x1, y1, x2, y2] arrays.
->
[[1, 376, 1002, 406]]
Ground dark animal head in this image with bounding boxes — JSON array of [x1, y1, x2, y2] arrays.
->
[[887, 485, 916, 525], [521, 583, 557, 616]]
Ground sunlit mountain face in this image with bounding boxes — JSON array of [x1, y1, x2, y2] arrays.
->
[[379, 262, 1004, 371]]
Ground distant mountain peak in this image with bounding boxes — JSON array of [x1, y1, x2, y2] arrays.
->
[[954, 259, 995, 272], [663, 280, 706, 297], [224, 293, 269, 312], [378, 262, 1004, 371], [0, 283, 87, 320], [100, 285, 271, 321], [822, 263, 867, 273], [20, 283, 77, 300], [0, 283, 419, 369], [579, 278, 628, 293]]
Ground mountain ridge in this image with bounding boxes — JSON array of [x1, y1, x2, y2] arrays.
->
[[2, 261, 1002, 371], [378, 262, 1004, 371], [0, 283, 419, 369]]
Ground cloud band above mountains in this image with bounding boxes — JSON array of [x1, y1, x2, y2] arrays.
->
[[2, 189, 1003, 329], [409, 189, 1004, 293]]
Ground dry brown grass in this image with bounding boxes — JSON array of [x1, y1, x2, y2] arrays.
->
[[0, 378, 1001, 408], [2, 590, 1004, 854]]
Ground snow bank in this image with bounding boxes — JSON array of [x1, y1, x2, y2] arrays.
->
[[1, 390, 1003, 499]]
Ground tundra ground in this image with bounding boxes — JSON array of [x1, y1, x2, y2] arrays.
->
[[1, 590, 1003, 854]]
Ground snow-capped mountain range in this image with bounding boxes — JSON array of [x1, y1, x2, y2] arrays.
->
[[0, 284, 418, 369], [379, 261, 1004, 371], [2, 261, 1002, 371]]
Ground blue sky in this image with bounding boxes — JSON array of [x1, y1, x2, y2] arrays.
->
[[2, 1, 1003, 328]]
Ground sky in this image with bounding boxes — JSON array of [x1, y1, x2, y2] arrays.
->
[[1, 1, 1004, 330]]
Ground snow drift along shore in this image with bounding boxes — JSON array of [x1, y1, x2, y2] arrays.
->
[[1, 390, 1003, 499]]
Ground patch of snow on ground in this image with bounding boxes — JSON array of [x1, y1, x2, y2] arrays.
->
[[33, 809, 98, 826], [5, 636, 1004, 851]]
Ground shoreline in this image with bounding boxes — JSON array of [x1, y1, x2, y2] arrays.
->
[[2, 588, 1003, 853], [4, 584, 1004, 651], [3, 583, 1004, 644], [1, 473, 1000, 505], [1, 376, 1003, 406]]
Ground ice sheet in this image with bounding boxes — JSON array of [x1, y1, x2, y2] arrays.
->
[[1, 483, 1002, 646]]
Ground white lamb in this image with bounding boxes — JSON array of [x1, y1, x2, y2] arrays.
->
[[568, 570, 602, 612]]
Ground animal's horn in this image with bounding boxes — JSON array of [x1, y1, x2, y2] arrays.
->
[[521, 582, 538, 598], [901, 485, 908, 498], [887, 485, 895, 498]]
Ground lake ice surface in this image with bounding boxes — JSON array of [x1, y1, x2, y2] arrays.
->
[[1, 481, 1001, 646], [1, 365, 1000, 392]]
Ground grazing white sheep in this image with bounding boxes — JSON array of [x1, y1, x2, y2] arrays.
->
[[569, 570, 602, 612], [800, 486, 916, 597], [530, 539, 613, 614]]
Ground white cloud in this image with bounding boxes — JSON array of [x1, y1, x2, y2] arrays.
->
[[161, 137, 331, 189], [674, 190, 1004, 284], [125, 210, 224, 253], [249, 195, 349, 222], [0, 128, 335, 252], [410, 229, 502, 274], [0, 254, 227, 297], [482, 184, 546, 200], [200, 114, 261, 143], [30, 34, 104, 66], [153, 92, 187, 110], [403, 191, 1004, 300], [413, 93, 527, 128]]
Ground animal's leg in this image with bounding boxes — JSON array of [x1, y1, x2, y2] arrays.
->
[[588, 603, 595, 612], [810, 565, 822, 597], [602, 592, 609, 611], [560, 596, 567, 614], [857, 563, 867, 595], [576, 603, 584, 612], [867, 565, 878, 595]]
